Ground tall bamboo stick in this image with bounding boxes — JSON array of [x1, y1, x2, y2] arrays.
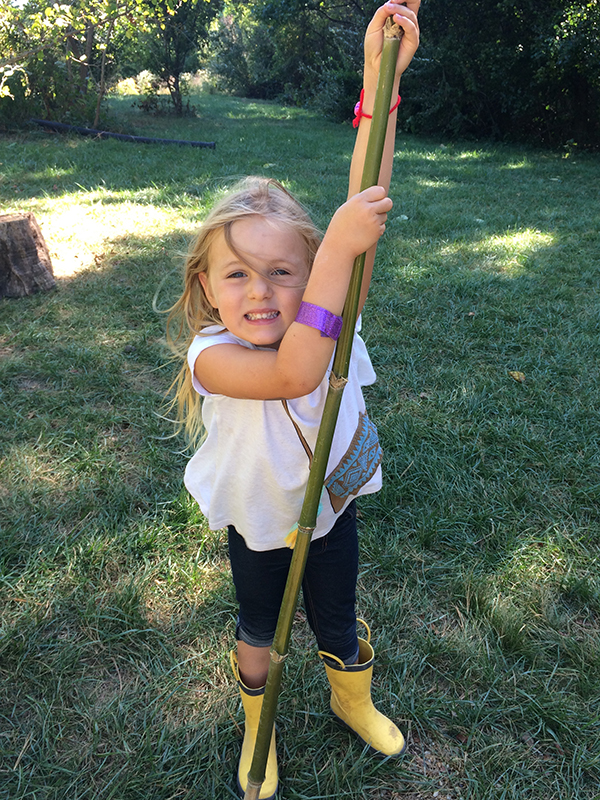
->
[[243, 20, 404, 800]]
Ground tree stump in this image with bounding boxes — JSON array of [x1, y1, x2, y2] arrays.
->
[[0, 213, 56, 298]]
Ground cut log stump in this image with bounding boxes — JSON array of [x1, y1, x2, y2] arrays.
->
[[0, 213, 56, 298]]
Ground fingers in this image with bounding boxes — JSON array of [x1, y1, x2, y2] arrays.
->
[[331, 188, 392, 253], [359, 186, 393, 231], [363, 3, 420, 80], [362, 184, 387, 200], [390, 3, 420, 63], [362, 185, 393, 210], [367, 2, 420, 36]]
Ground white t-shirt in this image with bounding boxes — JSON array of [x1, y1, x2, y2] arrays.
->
[[184, 325, 382, 551]]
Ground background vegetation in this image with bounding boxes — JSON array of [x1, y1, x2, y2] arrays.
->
[[1, 86, 599, 799], [1, 0, 600, 147]]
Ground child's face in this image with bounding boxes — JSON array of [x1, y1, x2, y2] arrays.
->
[[199, 216, 309, 348]]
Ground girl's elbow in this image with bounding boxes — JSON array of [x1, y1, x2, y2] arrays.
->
[[279, 372, 322, 399]]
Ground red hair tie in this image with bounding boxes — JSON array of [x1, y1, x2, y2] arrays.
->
[[353, 89, 401, 128]]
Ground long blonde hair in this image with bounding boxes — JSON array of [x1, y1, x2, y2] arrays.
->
[[166, 176, 322, 444]]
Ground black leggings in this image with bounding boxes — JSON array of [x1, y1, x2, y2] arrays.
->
[[227, 501, 359, 664]]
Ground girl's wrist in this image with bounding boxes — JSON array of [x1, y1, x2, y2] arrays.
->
[[354, 88, 401, 128], [320, 221, 364, 264], [359, 76, 400, 115]]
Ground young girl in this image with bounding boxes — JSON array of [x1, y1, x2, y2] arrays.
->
[[167, 4, 420, 797]]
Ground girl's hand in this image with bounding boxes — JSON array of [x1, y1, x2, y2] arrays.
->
[[325, 186, 393, 260], [364, 2, 420, 85]]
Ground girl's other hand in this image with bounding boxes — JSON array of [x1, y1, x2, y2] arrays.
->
[[365, 2, 420, 82], [326, 186, 393, 260]]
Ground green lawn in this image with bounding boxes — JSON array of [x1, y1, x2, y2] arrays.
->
[[1, 90, 599, 799]]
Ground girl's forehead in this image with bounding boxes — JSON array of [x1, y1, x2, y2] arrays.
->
[[210, 215, 308, 266], [231, 214, 301, 241]]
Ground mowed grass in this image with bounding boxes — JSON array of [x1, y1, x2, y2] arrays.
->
[[1, 90, 600, 799]]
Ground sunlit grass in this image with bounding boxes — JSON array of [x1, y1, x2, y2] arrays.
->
[[483, 229, 554, 251]]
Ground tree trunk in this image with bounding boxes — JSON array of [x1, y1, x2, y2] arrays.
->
[[93, 20, 111, 128], [0, 213, 56, 298]]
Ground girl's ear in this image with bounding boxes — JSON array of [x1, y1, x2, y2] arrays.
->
[[199, 271, 218, 309]]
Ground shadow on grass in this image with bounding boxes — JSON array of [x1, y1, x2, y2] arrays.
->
[[0, 564, 243, 798]]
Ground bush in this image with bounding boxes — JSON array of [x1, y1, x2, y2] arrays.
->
[[208, 15, 278, 99], [399, 0, 600, 148], [0, 66, 36, 128], [310, 66, 362, 124]]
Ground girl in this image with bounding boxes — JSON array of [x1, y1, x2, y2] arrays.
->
[[167, 4, 420, 797]]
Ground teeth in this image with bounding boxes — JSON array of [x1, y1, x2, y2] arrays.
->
[[246, 311, 279, 320]]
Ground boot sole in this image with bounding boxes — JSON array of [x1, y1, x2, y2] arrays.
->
[[329, 709, 407, 758]]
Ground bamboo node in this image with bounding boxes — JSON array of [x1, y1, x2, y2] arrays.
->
[[384, 16, 404, 40], [329, 373, 348, 390], [243, 780, 262, 800], [270, 650, 288, 664], [297, 524, 315, 536]]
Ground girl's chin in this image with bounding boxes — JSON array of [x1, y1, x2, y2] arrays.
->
[[248, 334, 282, 349], [233, 324, 283, 348], [241, 317, 285, 340]]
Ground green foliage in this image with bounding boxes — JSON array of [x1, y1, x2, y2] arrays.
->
[[207, 0, 600, 146], [2, 1, 101, 125], [555, 0, 600, 89], [209, 0, 373, 118], [0, 66, 32, 125], [132, 0, 222, 116], [208, 9, 270, 98], [401, 0, 600, 147], [0, 0, 173, 127], [310, 64, 363, 123], [4, 0, 599, 144]]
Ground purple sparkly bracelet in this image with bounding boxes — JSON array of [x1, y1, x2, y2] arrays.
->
[[295, 301, 343, 340]]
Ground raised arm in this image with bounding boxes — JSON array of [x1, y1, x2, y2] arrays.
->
[[350, 1, 421, 313], [194, 187, 392, 400], [193, 3, 419, 403]]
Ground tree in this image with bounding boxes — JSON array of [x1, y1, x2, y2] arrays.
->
[[139, 0, 222, 115], [547, 1, 600, 144], [0, 0, 162, 127], [209, 0, 377, 118], [208, 0, 600, 146], [400, 0, 600, 146]]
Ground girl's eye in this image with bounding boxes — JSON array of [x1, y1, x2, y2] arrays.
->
[[271, 268, 291, 277], [227, 270, 247, 279]]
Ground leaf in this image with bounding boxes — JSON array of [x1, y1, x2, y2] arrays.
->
[[508, 370, 526, 383]]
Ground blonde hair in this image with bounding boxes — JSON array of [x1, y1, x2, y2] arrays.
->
[[166, 176, 322, 444]]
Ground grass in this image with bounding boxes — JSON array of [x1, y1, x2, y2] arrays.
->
[[1, 89, 600, 799]]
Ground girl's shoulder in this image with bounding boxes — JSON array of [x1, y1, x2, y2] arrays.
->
[[187, 327, 259, 397], [188, 325, 252, 354]]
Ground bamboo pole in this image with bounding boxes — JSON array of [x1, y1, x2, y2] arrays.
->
[[243, 19, 404, 800]]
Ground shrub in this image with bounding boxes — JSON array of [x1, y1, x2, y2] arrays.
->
[[0, 66, 36, 128]]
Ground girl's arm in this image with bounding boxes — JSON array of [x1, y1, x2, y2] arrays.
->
[[194, 3, 420, 402], [350, 1, 421, 313], [195, 187, 392, 400]]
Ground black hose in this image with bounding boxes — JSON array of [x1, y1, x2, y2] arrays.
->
[[30, 118, 216, 148]]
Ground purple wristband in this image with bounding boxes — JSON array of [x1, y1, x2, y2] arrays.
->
[[295, 301, 343, 340]]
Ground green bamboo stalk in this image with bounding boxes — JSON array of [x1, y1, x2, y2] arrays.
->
[[242, 20, 404, 800]]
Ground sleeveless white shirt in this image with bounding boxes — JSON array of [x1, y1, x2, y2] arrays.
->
[[184, 325, 382, 551]]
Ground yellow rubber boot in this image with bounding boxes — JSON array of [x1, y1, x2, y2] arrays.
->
[[230, 652, 278, 800], [318, 624, 405, 757]]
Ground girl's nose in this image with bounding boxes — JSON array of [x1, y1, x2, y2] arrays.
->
[[247, 273, 272, 299]]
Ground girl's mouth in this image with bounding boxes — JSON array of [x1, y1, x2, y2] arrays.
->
[[245, 311, 280, 321]]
